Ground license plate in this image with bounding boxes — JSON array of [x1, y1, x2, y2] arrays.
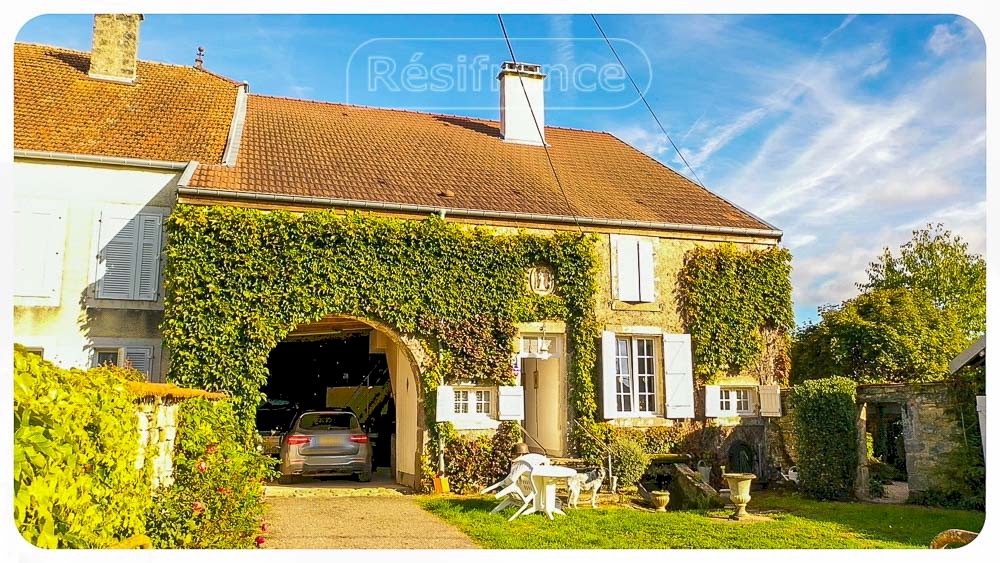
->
[[318, 435, 341, 446]]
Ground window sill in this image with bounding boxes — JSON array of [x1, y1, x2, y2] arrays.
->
[[610, 300, 661, 312], [86, 297, 164, 311], [450, 417, 500, 431]]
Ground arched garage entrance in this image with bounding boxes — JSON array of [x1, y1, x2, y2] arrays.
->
[[259, 315, 427, 488]]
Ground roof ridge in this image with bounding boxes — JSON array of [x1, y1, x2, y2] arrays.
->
[[14, 41, 243, 85], [247, 92, 612, 135]]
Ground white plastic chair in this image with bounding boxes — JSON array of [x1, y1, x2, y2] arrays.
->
[[481, 459, 537, 521], [786, 466, 799, 483]]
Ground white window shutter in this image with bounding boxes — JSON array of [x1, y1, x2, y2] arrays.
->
[[498, 386, 525, 420], [616, 239, 640, 302], [97, 213, 139, 300], [758, 385, 782, 417], [436, 385, 456, 422], [705, 385, 722, 417], [136, 214, 162, 301], [663, 334, 695, 419], [637, 239, 656, 303], [601, 331, 620, 419], [125, 347, 153, 380], [14, 207, 64, 300]]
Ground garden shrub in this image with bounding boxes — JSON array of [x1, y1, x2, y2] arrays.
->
[[791, 376, 858, 500], [145, 398, 278, 548], [573, 421, 683, 464], [13, 345, 152, 548], [439, 421, 521, 494], [608, 437, 650, 489]]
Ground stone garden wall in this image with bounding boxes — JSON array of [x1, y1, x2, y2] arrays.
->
[[855, 382, 962, 501]]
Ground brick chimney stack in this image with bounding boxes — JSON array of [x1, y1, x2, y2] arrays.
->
[[88, 14, 143, 83]]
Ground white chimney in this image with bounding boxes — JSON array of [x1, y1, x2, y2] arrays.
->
[[498, 62, 546, 146]]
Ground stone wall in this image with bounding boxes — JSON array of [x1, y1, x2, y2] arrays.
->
[[135, 397, 180, 489], [855, 382, 962, 502]]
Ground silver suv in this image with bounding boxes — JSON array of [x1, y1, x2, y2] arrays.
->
[[279, 410, 373, 482]]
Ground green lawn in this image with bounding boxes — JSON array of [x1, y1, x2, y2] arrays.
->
[[416, 490, 984, 549]]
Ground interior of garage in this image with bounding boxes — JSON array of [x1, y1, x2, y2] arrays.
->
[[259, 328, 396, 471]]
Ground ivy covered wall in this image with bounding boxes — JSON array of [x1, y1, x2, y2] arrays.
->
[[161, 205, 601, 433]]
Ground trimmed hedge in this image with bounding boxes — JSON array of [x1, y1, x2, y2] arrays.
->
[[436, 421, 521, 494], [791, 377, 859, 500], [13, 345, 276, 548], [14, 346, 152, 548], [608, 437, 650, 489]]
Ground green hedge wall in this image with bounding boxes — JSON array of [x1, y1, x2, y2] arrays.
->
[[162, 205, 600, 441], [14, 346, 152, 548], [791, 376, 859, 500]]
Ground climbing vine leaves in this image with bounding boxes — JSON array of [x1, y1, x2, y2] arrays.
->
[[161, 205, 600, 428], [678, 244, 793, 383]]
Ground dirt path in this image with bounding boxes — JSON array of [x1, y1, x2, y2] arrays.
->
[[264, 477, 478, 549]]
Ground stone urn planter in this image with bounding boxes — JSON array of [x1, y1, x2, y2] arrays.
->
[[650, 490, 670, 512], [722, 473, 756, 520]]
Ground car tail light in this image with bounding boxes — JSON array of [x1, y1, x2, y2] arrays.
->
[[350, 434, 368, 444], [286, 435, 311, 446]]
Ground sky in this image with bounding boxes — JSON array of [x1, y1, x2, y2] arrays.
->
[[16, 13, 987, 326]]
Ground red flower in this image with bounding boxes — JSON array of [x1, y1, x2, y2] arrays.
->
[[217, 486, 231, 495], [196, 461, 208, 473], [83, 464, 92, 472], [261, 523, 268, 532], [255, 536, 265, 547], [193, 501, 205, 514], [205, 444, 219, 455]]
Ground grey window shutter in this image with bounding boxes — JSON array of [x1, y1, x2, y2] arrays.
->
[[97, 213, 139, 300], [125, 347, 153, 380], [758, 385, 782, 417], [136, 214, 162, 301], [14, 207, 64, 299]]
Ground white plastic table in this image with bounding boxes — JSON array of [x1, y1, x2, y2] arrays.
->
[[525, 465, 578, 519]]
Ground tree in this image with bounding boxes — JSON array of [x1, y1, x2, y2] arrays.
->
[[860, 224, 985, 337], [790, 288, 967, 384]]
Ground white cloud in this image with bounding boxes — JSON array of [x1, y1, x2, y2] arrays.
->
[[614, 124, 668, 157], [862, 58, 889, 78], [926, 19, 979, 56], [822, 15, 857, 43]]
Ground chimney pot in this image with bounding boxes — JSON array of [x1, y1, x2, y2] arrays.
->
[[88, 14, 143, 83], [497, 61, 547, 146]]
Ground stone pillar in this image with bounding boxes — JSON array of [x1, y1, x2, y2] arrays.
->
[[88, 14, 143, 83], [854, 402, 870, 500]]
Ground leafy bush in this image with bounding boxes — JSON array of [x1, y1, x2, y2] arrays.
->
[[145, 398, 278, 548], [791, 288, 966, 384], [440, 422, 521, 494], [791, 377, 858, 500], [608, 437, 650, 489], [14, 346, 152, 548], [642, 426, 684, 455]]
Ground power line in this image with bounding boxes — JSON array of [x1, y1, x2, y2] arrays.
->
[[497, 14, 583, 233], [590, 14, 706, 189]]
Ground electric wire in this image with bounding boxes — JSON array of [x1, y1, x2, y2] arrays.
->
[[590, 14, 706, 189], [497, 14, 583, 233]]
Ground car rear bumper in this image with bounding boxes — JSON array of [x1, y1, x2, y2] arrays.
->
[[283, 455, 369, 476]]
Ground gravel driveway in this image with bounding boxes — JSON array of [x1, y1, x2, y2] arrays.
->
[[264, 483, 478, 549]]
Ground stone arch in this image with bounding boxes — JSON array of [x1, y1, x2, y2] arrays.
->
[[277, 314, 430, 488]]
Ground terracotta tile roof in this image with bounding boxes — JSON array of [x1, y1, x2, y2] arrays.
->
[[189, 95, 776, 233], [14, 43, 240, 164]]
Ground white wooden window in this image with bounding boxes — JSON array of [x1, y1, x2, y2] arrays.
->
[[96, 211, 163, 301], [707, 386, 757, 417], [606, 334, 660, 417], [455, 389, 492, 415], [93, 346, 153, 379], [612, 235, 656, 303], [14, 204, 65, 304]]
